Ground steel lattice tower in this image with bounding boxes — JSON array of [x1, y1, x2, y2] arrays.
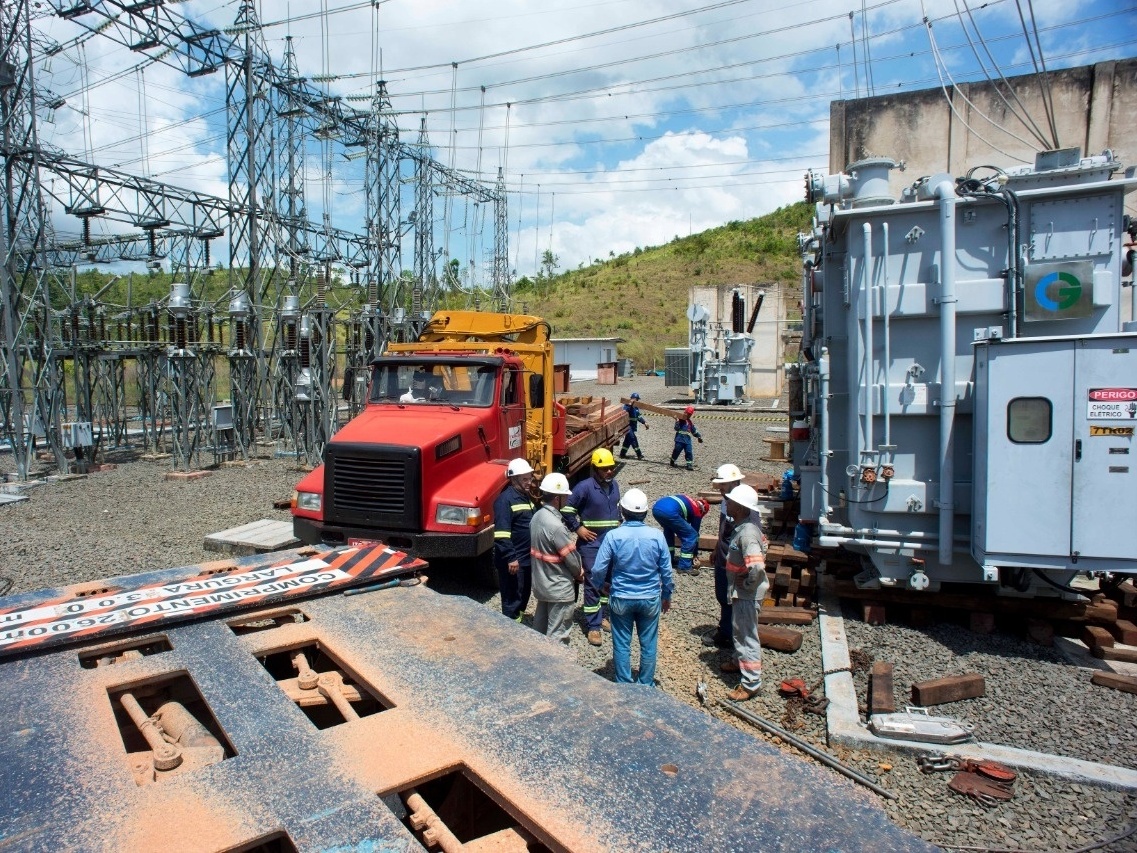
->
[[1, 0, 68, 480], [492, 166, 510, 311], [412, 117, 436, 339]]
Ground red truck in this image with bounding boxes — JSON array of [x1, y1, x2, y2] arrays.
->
[[291, 311, 627, 574]]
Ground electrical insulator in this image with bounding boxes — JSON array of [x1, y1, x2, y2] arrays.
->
[[860, 466, 877, 484]]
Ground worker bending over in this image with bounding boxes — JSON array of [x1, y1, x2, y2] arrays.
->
[[591, 489, 673, 685], [650, 494, 710, 576]]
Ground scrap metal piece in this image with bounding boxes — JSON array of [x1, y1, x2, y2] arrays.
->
[[869, 707, 975, 744]]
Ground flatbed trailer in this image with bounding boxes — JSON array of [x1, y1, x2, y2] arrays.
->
[[0, 546, 935, 852]]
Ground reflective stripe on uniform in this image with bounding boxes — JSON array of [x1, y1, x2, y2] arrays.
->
[[510, 503, 532, 512], [586, 520, 619, 529], [583, 604, 601, 614], [531, 548, 563, 563], [494, 531, 512, 540]]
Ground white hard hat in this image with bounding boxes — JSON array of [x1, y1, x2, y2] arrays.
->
[[539, 472, 572, 496], [712, 463, 744, 485], [506, 458, 534, 477], [724, 484, 762, 513], [619, 488, 649, 514]]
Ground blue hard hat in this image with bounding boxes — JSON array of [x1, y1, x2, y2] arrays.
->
[[630, 392, 640, 400]]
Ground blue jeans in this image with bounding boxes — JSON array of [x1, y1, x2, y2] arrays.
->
[[608, 595, 661, 685]]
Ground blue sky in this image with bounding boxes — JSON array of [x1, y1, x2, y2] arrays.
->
[[32, 0, 1137, 284]]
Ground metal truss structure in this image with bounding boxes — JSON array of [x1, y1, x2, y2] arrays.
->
[[0, 0, 510, 479]]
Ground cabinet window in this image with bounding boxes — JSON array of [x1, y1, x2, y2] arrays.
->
[[1007, 397, 1051, 444]]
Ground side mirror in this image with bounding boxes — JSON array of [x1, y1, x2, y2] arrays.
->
[[529, 374, 545, 409]]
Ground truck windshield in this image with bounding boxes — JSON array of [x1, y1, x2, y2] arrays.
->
[[369, 361, 498, 407]]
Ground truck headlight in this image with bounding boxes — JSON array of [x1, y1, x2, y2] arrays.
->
[[436, 505, 483, 526], [295, 491, 322, 511]]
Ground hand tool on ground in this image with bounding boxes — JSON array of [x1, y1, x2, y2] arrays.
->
[[721, 700, 897, 800]]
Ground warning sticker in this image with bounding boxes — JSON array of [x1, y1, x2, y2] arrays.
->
[[0, 544, 424, 658], [1088, 400, 1137, 420]]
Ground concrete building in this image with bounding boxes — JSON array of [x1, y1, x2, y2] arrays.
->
[[829, 58, 1137, 221]]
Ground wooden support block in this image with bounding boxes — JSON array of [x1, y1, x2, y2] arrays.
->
[[1026, 618, 1055, 647], [1082, 625, 1115, 650], [863, 603, 886, 626], [1092, 645, 1137, 663], [907, 608, 934, 629], [799, 567, 815, 591], [787, 577, 800, 595], [1086, 599, 1119, 623], [1107, 620, 1137, 646], [1116, 580, 1137, 608], [911, 674, 986, 706], [777, 594, 794, 608], [779, 548, 809, 565], [1090, 671, 1137, 695], [759, 608, 815, 626], [773, 564, 792, 591], [758, 625, 802, 653], [969, 612, 996, 634], [869, 662, 896, 715], [698, 535, 718, 553]]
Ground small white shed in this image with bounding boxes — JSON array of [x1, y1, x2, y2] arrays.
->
[[551, 337, 623, 381]]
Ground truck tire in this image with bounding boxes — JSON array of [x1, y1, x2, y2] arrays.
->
[[474, 550, 499, 590]]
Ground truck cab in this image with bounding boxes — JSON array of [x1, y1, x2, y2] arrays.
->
[[292, 352, 532, 560], [291, 311, 627, 568]]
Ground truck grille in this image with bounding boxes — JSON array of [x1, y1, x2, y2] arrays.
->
[[325, 443, 421, 530]]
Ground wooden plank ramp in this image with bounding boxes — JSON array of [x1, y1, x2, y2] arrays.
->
[[204, 518, 299, 555]]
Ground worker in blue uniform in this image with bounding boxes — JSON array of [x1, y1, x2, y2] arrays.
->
[[619, 392, 649, 459], [493, 458, 536, 621], [650, 493, 710, 576], [670, 406, 702, 470], [562, 447, 622, 646], [703, 463, 744, 648]]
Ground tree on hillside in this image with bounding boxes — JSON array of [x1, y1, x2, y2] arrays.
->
[[540, 249, 559, 294]]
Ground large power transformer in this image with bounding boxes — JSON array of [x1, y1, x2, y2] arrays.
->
[[794, 150, 1136, 595]]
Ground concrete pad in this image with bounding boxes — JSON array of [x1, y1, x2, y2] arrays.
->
[[164, 470, 212, 481], [0, 493, 28, 506], [204, 518, 299, 556]]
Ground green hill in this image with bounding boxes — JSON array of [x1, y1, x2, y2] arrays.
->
[[510, 201, 812, 370]]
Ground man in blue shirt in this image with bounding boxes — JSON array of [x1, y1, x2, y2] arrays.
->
[[591, 488, 673, 685]]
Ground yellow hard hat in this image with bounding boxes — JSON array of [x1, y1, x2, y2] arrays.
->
[[591, 448, 616, 468]]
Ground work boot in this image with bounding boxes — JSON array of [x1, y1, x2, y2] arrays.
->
[[686, 463, 694, 471], [720, 660, 740, 673], [601, 618, 611, 632], [727, 685, 759, 701], [636, 451, 644, 460], [669, 459, 677, 468], [619, 450, 628, 458], [587, 630, 603, 646], [702, 632, 731, 649]]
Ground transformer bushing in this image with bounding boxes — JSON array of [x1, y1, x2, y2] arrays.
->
[[164, 282, 208, 471], [227, 291, 257, 460]]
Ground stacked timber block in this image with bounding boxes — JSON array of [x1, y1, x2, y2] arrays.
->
[[763, 543, 818, 610], [558, 395, 605, 435]]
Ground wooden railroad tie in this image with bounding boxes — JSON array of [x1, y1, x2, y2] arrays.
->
[[910, 673, 986, 706], [869, 661, 897, 715], [1090, 671, 1137, 696]]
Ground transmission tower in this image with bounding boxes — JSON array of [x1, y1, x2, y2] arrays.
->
[[492, 166, 510, 311], [0, 0, 69, 481]]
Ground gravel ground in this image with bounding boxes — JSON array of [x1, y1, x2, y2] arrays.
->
[[2, 374, 1136, 852]]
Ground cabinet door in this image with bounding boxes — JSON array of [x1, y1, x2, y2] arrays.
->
[[1072, 343, 1137, 560]]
